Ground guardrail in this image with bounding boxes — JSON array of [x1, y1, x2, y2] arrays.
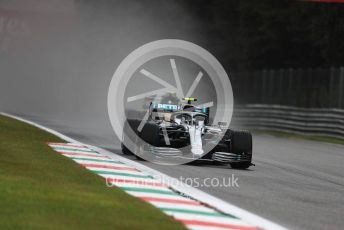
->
[[231, 67, 344, 109], [233, 104, 344, 140]]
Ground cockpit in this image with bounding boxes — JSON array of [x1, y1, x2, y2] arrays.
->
[[172, 112, 207, 126]]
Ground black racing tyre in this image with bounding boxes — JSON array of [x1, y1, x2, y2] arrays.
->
[[230, 130, 252, 169], [230, 130, 252, 153], [121, 143, 133, 155], [122, 119, 159, 161], [134, 137, 145, 161], [230, 161, 252, 169], [121, 119, 138, 155], [140, 121, 160, 146], [135, 122, 160, 161], [122, 119, 141, 155], [135, 154, 145, 161]]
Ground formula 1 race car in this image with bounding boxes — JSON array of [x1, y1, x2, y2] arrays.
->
[[122, 98, 253, 169]]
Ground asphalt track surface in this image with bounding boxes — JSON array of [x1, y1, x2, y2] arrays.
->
[[13, 114, 344, 230], [1, 2, 343, 229]]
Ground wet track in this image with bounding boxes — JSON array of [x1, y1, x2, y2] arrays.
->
[[1, 1, 344, 229], [11, 114, 344, 230]]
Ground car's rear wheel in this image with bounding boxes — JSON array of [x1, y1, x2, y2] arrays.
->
[[135, 122, 161, 161], [121, 119, 139, 155], [134, 143, 145, 161], [140, 121, 160, 146], [121, 143, 133, 155], [230, 130, 252, 169]]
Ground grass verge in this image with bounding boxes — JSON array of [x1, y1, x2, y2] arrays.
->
[[253, 129, 344, 145], [0, 115, 185, 230]]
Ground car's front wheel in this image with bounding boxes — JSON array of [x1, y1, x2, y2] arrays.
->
[[230, 130, 253, 169], [121, 143, 133, 155], [230, 161, 252, 169]]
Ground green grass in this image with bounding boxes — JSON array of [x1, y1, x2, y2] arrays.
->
[[0, 115, 186, 230], [253, 129, 344, 145]]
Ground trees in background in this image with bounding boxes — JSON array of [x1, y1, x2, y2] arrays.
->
[[184, 0, 344, 71]]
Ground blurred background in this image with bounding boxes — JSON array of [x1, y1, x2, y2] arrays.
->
[[1, 0, 343, 142]]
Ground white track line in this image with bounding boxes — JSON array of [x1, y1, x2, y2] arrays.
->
[[0, 112, 287, 230]]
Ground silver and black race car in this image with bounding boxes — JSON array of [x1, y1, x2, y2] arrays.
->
[[122, 98, 253, 169]]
